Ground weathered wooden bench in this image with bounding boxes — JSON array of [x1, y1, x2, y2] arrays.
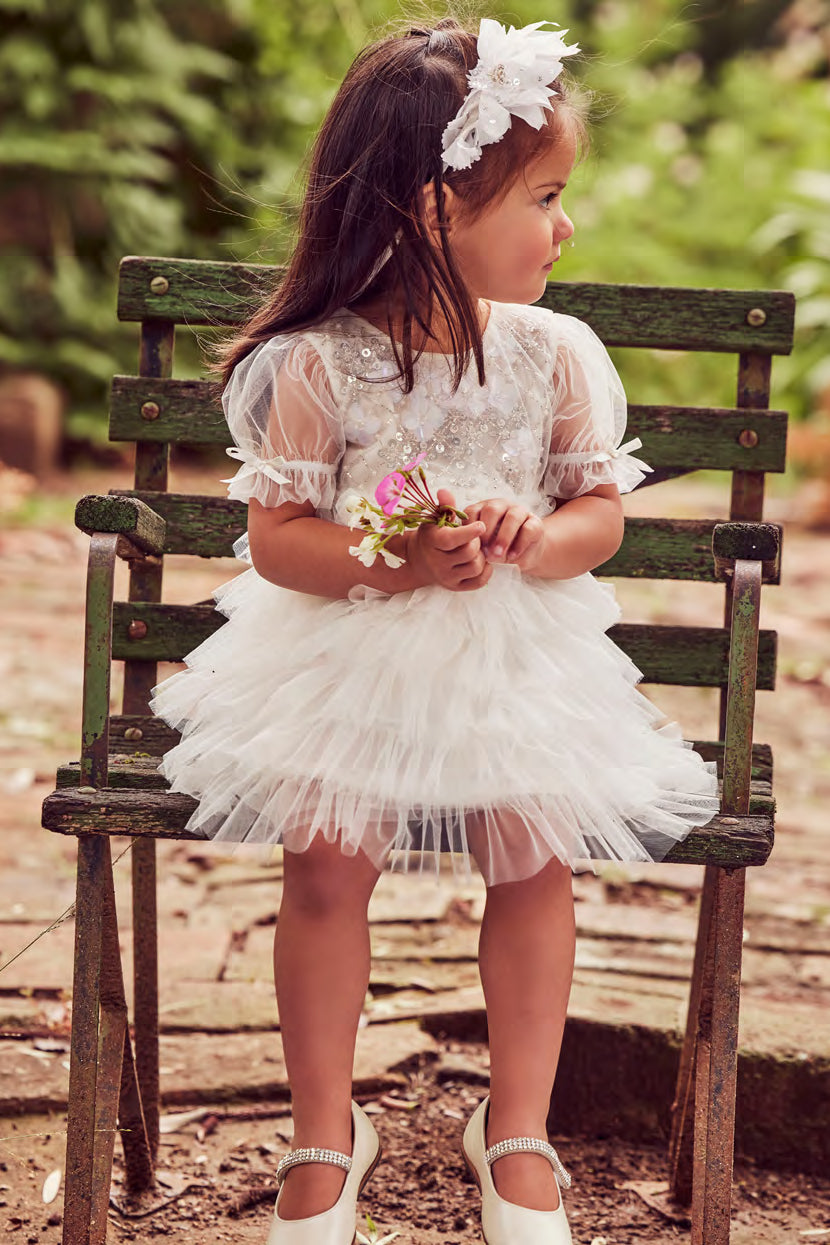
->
[[42, 257, 793, 1245]]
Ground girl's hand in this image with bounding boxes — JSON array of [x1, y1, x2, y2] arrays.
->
[[464, 498, 546, 571], [407, 489, 493, 592]]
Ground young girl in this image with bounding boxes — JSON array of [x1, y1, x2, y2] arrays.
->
[[150, 15, 720, 1245]]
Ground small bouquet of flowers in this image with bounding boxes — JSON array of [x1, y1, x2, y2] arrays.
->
[[346, 453, 467, 568]]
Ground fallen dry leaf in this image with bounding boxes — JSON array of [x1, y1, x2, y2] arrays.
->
[[620, 1179, 691, 1225]]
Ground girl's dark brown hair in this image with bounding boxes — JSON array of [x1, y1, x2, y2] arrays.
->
[[217, 17, 585, 393]]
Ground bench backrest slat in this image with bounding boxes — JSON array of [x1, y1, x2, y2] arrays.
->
[[110, 600, 777, 689], [109, 379, 788, 475], [113, 490, 780, 584], [117, 257, 796, 355]]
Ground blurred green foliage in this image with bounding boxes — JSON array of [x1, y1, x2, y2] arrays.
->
[[1, 0, 828, 439]]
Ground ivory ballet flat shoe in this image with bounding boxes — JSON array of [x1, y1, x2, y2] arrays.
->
[[461, 1095, 573, 1245], [267, 1099, 382, 1245]]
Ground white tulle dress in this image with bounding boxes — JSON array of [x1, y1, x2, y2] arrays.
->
[[149, 301, 720, 886]]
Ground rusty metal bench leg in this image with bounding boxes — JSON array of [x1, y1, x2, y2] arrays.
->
[[672, 545, 763, 1239], [99, 858, 155, 1197], [63, 835, 155, 1245], [669, 864, 718, 1204], [63, 836, 109, 1245], [131, 838, 160, 1161], [62, 520, 157, 1243], [692, 866, 746, 1245]]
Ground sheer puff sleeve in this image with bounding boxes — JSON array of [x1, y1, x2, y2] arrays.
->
[[221, 334, 344, 514], [543, 315, 652, 503]]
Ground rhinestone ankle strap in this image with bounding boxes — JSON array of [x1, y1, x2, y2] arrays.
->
[[484, 1136, 572, 1190], [275, 1146, 353, 1188]]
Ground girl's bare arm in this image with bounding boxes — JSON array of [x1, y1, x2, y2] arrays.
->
[[246, 497, 493, 598]]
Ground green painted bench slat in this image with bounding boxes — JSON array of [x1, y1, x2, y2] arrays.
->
[[109, 378, 788, 474], [41, 785, 774, 867], [89, 723, 775, 779], [109, 601, 777, 688], [63, 720, 777, 781], [116, 257, 795, 355], [53, 756, 774, 810], [113, 491, 773, 583]]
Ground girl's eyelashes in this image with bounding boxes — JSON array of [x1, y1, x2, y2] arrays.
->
[[540, 191, 562, 208]]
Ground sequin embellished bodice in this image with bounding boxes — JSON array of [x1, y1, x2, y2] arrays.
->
[[310, 303, 557, 521], [219, 299, 646, 528]]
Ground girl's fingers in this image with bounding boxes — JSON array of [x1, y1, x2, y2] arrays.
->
[[476, 501, 507, 544], [431, 521, 485, 552], [455, 559, 493, 591], [486, 513, 522, 559], [486, 507, 536, 560], [506, 515, 545, 562]]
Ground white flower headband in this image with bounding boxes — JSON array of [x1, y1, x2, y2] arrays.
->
[[441, 19, 580, 173]]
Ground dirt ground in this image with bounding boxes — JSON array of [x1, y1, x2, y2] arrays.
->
[[3, 1060, 830, 1244]]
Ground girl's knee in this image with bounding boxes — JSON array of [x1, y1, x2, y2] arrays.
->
[[282, 832, 381, 917], [486, 853, 574, 900]]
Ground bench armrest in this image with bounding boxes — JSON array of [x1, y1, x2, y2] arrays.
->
[[712, 521, 781, 584], [713, 526, 777, 818], [75, 494, 166, 559]]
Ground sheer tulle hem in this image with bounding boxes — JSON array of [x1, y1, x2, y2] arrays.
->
[[157, 770, 720, 887]]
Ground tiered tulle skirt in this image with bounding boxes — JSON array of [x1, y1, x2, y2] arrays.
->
[[149, 565, 720, 886]]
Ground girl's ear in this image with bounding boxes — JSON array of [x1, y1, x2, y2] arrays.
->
[[420, 178, 458, 241]]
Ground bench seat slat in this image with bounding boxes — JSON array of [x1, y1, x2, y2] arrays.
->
[[53, 758, 774, 812], [77, 727, 777, 785], [116, 258, 795, 355], [110, 601, 777, 688], [114, 492, 770, 582], [94, 723, 775, 779], [41, 785, 774, 867], [109, 378, 788, 475]]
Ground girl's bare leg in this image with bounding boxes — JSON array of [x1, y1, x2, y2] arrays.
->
[[477, 851, 576, 1211], [273, 832, 383, 1220]]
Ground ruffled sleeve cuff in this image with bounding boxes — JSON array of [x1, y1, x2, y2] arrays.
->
[[221, 446, 339, 511], [544, 436, 653, 501]]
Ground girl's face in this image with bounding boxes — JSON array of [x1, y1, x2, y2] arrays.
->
[[446, 129, 577, 305]]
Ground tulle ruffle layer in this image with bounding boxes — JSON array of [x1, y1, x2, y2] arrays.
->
[[150, 566, 720, 887]]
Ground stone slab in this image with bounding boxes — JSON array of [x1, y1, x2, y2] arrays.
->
[[0, 921, 75, 992], [158, 980, 279, 1032], [0, 1020, 438, 1115], [369, 958, 481, 994], [367, 985, 485, 1028], [368, 871, 484, 923], [157, 1020, 439, 1107]]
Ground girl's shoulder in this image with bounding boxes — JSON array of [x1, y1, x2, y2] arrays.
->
[[225, 313, 379, 395], [496, 303, 602, 348], [493, 303, 603, 374], [501, 304, 617, 378]]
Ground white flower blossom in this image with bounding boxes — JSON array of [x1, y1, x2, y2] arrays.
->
[[342, 489, 366, 519], [379, 547, 406, 569], [442, 19, 580, 171], [349, 535, 378, 567]]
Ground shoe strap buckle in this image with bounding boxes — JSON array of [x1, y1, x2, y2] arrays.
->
[[484, 1136, 572, 1190]]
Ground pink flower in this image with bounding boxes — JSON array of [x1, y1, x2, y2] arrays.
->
[[403, 452, 427, 472], [375, 471, 406, 516]]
